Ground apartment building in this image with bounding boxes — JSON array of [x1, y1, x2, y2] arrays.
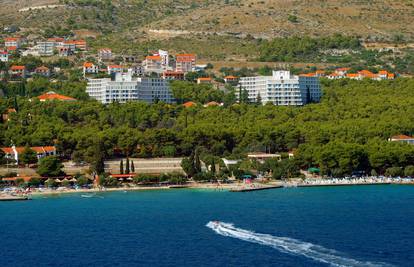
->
[[86, 71, 174, 104], [239, 70, 321, 106], [144, 55, 163, 73], [98, 48, 112, 61], [175, 54, 196, 73]]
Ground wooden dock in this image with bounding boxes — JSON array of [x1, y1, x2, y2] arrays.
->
[[0, 195, 30, 201], [230, 185, 283, 192]]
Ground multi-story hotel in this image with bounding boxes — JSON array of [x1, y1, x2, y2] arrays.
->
[[86, 71, 174, 104], [239, 70, 321, 106]]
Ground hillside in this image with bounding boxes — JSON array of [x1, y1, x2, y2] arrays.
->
[[1, 0, 413, 41]]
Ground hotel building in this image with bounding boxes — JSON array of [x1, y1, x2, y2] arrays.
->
[[239, 70, 321, 105]]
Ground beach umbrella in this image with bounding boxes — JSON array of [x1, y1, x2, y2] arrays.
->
[[45, 178, 53, 183], [55, 179, 62, 183], [70, 178, 77, 182]]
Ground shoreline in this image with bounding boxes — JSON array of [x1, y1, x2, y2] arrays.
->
[[3, 180, 414, 198]]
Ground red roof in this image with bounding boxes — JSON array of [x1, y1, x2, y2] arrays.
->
[[108, 65, 123, 69], [336, 67, 350, 72], [146, 55, 161, 61], [391, 135, 414, 140], [4, 37, 19, 42], [198, 77, 212, 81], [176, 54, 196, 62], [83, 62, 94, 68], [38, 92, 76, 101], [10, 65, 25, 70], [183, 101, 197, 108], [299, 73, 316, 77], [35, 66, 49, 71], [7, 46, 17, 51], [225, 75, 238, 79]]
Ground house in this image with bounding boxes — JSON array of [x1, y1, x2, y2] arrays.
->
[[378, 70, 395, 80], [247, 152, 282, 163], [335, 67, 350, 76], [163, 71, 184, 80], [35, 66, 51, 77], [4, 37, 23, 49], [389, 135, 414, 145], [83, 62, 99, 76], [98, 48, 112, 61], [183, 101, 197, 108], [9, 65, 27, 78], [58, 47, 73, 57], [1, 146, 57, 164], [47, 37, 65, 46], [175, 54, 196, 73], [2, 108, 16, 122], [107, 65, 123, 75], [358, 70, 377, 79], [204, 101, 221, 107], [0, 50, 8, 62], [315, 70, 325, 76], [197, 77, 212, 84], [144, 55, 163, 73], [346, 73, 361, 80], [37, 91, 76, 101], [327, 72, 343, 79], [224, 75, 239, 84], [36, 41, 56, 56]]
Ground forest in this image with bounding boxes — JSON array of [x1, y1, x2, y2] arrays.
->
[[1, 77, 414, 177]]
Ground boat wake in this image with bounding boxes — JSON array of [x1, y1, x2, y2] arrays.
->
[[206, 222, 392, 267]]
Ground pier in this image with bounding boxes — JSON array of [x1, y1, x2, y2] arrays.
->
[[0, 195, 30, 201], [230, 185, 283, 192]]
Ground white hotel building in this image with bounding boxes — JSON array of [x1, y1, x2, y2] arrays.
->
[[239, 70, 321, 105], [86, 71, 174, 104]]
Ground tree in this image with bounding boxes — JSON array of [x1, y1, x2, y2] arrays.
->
[[131, 160, 135, 173], [125, 157, 130, 174], [90, 140, 105, 175], [37, 156, 64, 177], [76, 176, 90, 186], [385, 167, 403, 177], [19, 145, 38, 166], [28, 177, 41, 187], [404, 165, 414, 177], [256, 93, 262, 105], [120, 159, 124, 174], [0, 149, 5, 165]]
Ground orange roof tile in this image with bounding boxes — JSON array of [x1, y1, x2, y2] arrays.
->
[[38, 92, 76, 101], [346, 73, 359, 78], [198, 77, 212, 81], [146, 55, 161, 61], [391, 135, 413, 140], [83, 62, 94, 68], [10, 65, 25, 70], [183, 101, 197, 108]]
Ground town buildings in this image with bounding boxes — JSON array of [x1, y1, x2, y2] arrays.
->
[[144, 55, 163, 74], [83, 62, 99, 76], [1, 146, 57, 165], [34, 66, 51, 77], [239, 70, 322, 105], [86, 71, 174, 104], [9, 65, 27, 78]]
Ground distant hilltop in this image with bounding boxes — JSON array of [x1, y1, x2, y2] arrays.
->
[[0, 0, 413, 41]]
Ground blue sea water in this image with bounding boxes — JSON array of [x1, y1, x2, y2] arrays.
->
[[1, 185, 414, 267]]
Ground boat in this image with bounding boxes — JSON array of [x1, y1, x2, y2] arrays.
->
[[81, 193, 96, 198]]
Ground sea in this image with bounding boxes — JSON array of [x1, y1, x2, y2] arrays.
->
[[1, 185, 414, 267]]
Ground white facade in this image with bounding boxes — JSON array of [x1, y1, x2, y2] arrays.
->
[[239, 71, 321, 106], [158, 50, 169, 70], [86, 71, 174, 104], [36, 41, 55, 56], [0, 51, 8, 62]]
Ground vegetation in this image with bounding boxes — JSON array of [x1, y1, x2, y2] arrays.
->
[[37, 156, 65, 177], [1, 77, 414, 177]]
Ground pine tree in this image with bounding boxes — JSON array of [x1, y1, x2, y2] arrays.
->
[[120, 159, 124, 174], [125, 157, 130, 174], [194, 148, 201, 173], [91, 140, 105, 175], [211, 158, 216, 174], [131, 160, 135, 173]]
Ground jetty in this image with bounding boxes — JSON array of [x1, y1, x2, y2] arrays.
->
[[230, 185, 282, 192], [0, 195, 30, 201]]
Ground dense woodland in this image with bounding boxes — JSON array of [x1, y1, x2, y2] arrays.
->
[[1, 78, 414, 177]]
